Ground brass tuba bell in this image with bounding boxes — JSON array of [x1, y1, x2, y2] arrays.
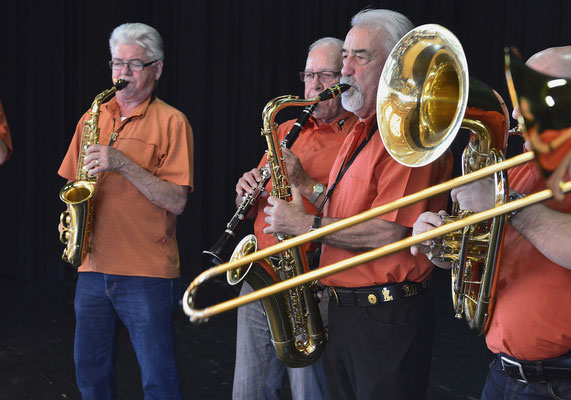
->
[[377, 24, 509, 334]]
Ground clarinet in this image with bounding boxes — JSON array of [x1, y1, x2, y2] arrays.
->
[[202, 104, 316, 266], [202, 83, 349, 266]]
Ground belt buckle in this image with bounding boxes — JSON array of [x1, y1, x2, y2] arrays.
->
[[500, 356, 529, 383]]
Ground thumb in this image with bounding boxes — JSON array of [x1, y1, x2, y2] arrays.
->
[[290, 186, 304, 208]]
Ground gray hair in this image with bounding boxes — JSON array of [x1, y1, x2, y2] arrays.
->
[[109, 23, 164, 61], [308, 37, 344, 54], [351, 9, 414, 57]]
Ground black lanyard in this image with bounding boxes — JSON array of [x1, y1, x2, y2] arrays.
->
[[316, 121, 378, 215]]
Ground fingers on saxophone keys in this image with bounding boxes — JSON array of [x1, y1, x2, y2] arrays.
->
[[411, 243, 431, 257]]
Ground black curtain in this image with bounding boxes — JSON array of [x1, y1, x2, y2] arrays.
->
[[0, 0, 568, 280]]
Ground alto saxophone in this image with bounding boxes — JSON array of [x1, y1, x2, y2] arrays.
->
[[59, 79, 128, 267]]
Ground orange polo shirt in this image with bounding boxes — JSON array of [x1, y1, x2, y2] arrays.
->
[[320, 114, 452, 287], [0, 101, 12, 159], [254, 111, 357, 250], [486, 161, 571, 360], [58, 95, 194, 278]]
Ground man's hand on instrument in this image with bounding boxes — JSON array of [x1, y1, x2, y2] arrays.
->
[[281, 148, 310, 188], [450, 177, 495, 212], [410, 210, 451, 269], [263, 187, 311, 236], [236, 168, 266, 198], [84, 144, 128, 175]]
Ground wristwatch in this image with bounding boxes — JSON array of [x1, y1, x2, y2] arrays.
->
[[309, 215, 322, 232], [310, 183, 325, 203], [508, 191, 526, 222]]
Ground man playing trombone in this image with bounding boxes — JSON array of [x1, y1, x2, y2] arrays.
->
[[263, 9, 452, 399], [411, 46, 571, 400]]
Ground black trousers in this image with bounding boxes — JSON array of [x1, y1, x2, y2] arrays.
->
[[323, 288, 435, 400]]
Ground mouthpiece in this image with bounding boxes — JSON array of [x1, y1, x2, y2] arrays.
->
[[317, 83, 351, 101], [508, 123, 525, 137], [113, 79, 129, 90]]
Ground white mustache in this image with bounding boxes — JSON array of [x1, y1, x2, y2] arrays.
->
[[340, 76, 361, 95]]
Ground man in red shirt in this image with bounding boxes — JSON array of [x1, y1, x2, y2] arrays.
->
[[263, 9, 452, 400], [411, 46, 571, 400], [232, 37, 357, 400]]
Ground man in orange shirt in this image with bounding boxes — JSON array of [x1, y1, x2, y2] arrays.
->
[[0, 101, 12, 164], [232, 37, 357, 400], [411, 46, 571, 399], [263, 9, 452, 400], [58, 23, 193, 400]]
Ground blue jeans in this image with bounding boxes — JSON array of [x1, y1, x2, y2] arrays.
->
[[481, 356, 571, 400], [232, 282, 325, 400], [74, 272, 183, 400]]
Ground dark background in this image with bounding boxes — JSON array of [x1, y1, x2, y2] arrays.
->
[[0, 0, 568, 398], [0, 0, 569, 280]]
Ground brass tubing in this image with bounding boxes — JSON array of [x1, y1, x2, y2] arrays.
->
[[184, 177, 569, 321], [183, 152, 546, 320]]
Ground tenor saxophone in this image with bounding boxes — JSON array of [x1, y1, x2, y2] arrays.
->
[[59, 79, 127, 267], [221, 84, 348, 367]]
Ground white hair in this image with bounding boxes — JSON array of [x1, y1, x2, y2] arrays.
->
[[109, 23, 164, 61], [308, 37, 344, 54], [351, 9, 414, 57]]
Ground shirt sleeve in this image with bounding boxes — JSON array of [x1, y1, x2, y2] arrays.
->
[[156, 114, 194, 190], [0, 101, 13, 159]]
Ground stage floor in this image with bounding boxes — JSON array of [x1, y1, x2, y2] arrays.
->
[[0, 268, 491, 399]]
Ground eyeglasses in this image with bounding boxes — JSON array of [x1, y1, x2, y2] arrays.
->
[[299, 71, 341, 83], [108, 59, 159, 71]]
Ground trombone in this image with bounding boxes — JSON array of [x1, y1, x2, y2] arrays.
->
[[183, 25, 571, 323]]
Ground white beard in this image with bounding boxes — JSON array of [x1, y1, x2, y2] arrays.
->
[[340, 76, 364, 114]]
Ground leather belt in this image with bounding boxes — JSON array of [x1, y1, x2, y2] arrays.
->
[[499, 353, 571, 383], [327, 281, 430, 307]]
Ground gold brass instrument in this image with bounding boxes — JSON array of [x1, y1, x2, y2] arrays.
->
[[376, 24, 510, 334], [183, 26, 571, 326], [59, 79, 128, 267], [203, 104, 317, 267], [505, 47, 571, 200], [202, 84, 348, 368]]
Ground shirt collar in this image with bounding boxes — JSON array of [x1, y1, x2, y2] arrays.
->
[[309, 110, 356, 136], [352, 113, 377, 139], [103, 94, 156, 120]]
